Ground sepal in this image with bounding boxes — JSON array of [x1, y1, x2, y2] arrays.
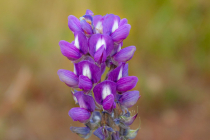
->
[[70, 126, 91, 139]]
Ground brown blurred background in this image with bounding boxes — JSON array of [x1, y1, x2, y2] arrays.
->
[[0, 0, 210, 140]]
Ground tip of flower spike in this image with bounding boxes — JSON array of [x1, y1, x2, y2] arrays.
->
[[86, 9, 94, 16]]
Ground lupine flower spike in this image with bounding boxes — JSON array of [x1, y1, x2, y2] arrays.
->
[[58, 9, 140, 140]]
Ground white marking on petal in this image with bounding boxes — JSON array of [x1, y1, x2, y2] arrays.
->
[[73, 65, 77, 75], [117, 67, 123, 80], [117, 44, 122, 52], [112, 20, 119, 33], [102, 85, 111, 100], [95, 38, 106, 51], [74, 35, 80, 49], [95, 21, 103, 34], [73, 95, 78, 103], [82, 65, 91, 79], [101, 38, 106, 49]]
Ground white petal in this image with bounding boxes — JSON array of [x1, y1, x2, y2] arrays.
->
[[82, 65, 91, 79], [112, 20, 119, 33], [117, 44, 122, 52], [117, 67, 123, 80], [102, 85, 111, 100], [74, 35, 80, 49], [73, 65, 77, 75], [95, 38, 106, 51], [95, 21, 103, 34]]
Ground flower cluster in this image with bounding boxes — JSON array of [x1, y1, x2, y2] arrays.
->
[[58, 9, 140, 140]]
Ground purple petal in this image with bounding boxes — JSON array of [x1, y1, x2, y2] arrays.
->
[[80, 19, 93, 36], [82, 15, 93, 25], [85, 9, 94, 16], [112, 101, 116, 109], [117, 76, 138, 92], [107, 64, 124, 82], [68, 15, 82, 33], [93, 80, 117, 105], [94, 45, 106, 64], [112, 131, 120, 140], [113, 46, 136, 63], [102, 34, 113, 56], [75, 60, 101, 83], [93, 127, 106, 140], [122, 63, 128, 77], [103, 14, 115, 35], [119, 91, 140, 108], [104, 126, 115, 132], [78, 75, 93, 91], [74, 31, 88, 54], [57, 69, 78, 87], [110, 42, 123, 56], [59, 40, 82, 61], [89, 34, 113, 58], [101, 62, 106, 75], [103, 94, 114, 110], [88, 34, 102, 57], [68, 107, 91, 123], [93, 15, 103, 34], [74, 91, 95, 112], [119, 18, 128, 26], [111, 24, 131, 43], [70, 126, 91, 139]]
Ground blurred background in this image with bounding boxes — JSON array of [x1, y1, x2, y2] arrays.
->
[[0, 0, 210, 139]]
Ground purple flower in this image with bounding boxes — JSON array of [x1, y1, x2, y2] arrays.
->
[[74, 60, 101, 83], [93, 15, 103, 34], [59, 40, 82, 61], [80, 15, 93, 37], [118, 90, 140, 108], [117, 76, 138, 92], [113, 46, 136, 65], [78, 75, 93, 91], [57, 69, 78, 87], [58, 9, 140, 139], [85, 9, 94, 16], [68, 107, 91, 123], [74, 91, 95, 112], [89, 34, 113, 64], [93, 80, 116, 110], [68, 15, 82, 33], [107, 64, 138, 92], [111, 24, 131, 44]]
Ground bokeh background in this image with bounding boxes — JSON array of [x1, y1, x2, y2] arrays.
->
[[0, 0, 210, 139]]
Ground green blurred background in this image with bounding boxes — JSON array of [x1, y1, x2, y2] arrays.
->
[[0, 0, 210, 139]]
